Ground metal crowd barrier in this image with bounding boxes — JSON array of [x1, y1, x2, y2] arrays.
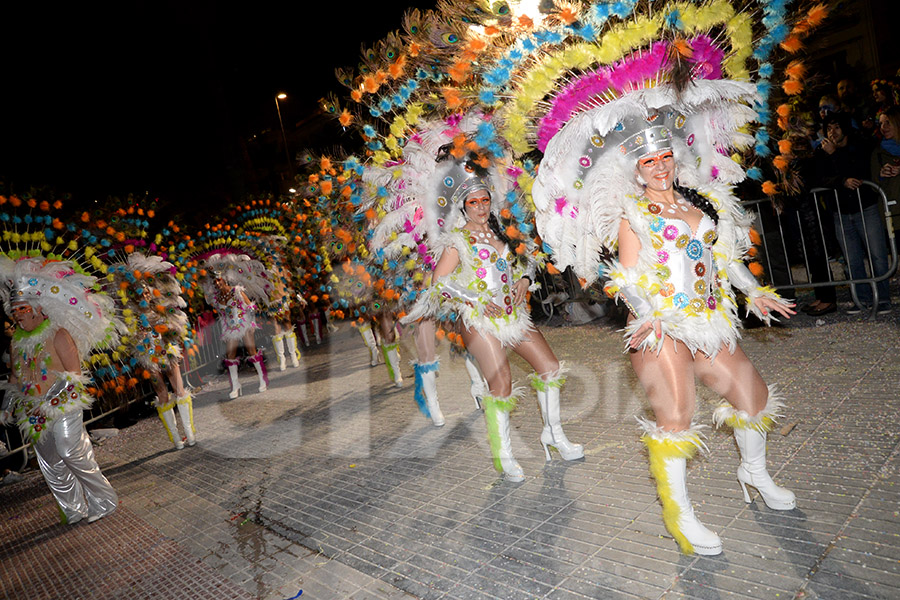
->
[[744, 180, 898, 317]]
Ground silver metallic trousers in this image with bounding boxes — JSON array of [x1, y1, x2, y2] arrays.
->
[[33, 410, 118, 523]]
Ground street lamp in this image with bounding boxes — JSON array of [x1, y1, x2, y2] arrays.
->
[[274, 92, 294, 183]]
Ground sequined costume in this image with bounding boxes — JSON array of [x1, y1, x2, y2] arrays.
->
[[211, 285, 258, 342], [603, 187, 780, 359], [406, 228, 536, 347]]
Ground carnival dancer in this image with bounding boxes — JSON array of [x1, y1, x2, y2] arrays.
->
[[110, 253, 195, 449], [532, 67, 816, 556], [202, 253, 270, 398], [406, 162, 583, 481], [268, 262, 301, 371], [0, 257, 121, 524]]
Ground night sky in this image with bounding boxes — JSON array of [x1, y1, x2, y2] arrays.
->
[[2, 1, 435, 213]]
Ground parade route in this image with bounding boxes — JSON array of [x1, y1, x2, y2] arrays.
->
[[2, 306, 899, 600]]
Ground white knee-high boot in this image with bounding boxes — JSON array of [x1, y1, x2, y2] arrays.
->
[[640, 419, 722, 556], [312, 316, 322, 344], [382, 342, 403, 387], [224, 358, 241, 399], [463, 353, 487, 410], [154, 397, 183, 449], [175, 392, 196, 446], [272, 334, 286, 371], [482, 393, 524, 482], [713, 389, 796, 510], [413, 359, 444, 426], [285, 331, 301, 367], [246, 350, 268, 393], [298, 321, 311, 346], [531, 367, 583, 461], [358, 324, 380, 366]]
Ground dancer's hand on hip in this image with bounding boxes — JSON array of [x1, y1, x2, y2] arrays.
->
[[483, 301, 504, 319]]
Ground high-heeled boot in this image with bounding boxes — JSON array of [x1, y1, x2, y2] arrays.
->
[[482, 393, 525, 482], [272, 334, 287, 371], [640, 419, 722, 556], [285, 331, 301, 367], [224, 358, 242, 399], [381, 342, 403, 387], [154, 396, 183, 449], [463, 352, 487, 410], [175, 392, 196, 446], [312, 316, 322, 344], [713, 390, 796, 510], [246, 351, 269, 393], [413, 359, 444, 426], [531, 368, 583, 461], [358, 323, 380, 366], [298, 321, 311, 346]]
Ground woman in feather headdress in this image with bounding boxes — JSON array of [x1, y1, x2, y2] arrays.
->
[[404, 148, 584, 482], [515, 1, 828, 555], [201, 252, 272, 398], [109, 252, 196, 450]]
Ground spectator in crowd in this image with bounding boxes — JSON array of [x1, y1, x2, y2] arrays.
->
[[872, 106, 900, 235], [837, 79, 871, 135], [787, 135, 839, 316], [814, 112, 893, 314]]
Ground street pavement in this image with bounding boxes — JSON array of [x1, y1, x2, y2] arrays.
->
[[1, 299, 899, 600]]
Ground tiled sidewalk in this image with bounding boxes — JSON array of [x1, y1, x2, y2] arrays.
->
[[2, 305, 899, 599]]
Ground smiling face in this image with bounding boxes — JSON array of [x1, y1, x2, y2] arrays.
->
[[880, 114, 896, 140], [635, 150, 675, 191], [463, 190, 492, 225], [10, 302, 46, 332]]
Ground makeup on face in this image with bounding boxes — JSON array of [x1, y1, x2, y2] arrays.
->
[[636, 150, 675, 190]]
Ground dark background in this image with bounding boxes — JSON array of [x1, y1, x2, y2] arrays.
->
[[1, 0, 435, 214], [1, 0, 895, 218]]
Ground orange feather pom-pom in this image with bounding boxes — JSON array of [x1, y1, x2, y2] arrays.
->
[[339, 110, 353, 127], [749, 228, 762, 246], [546, 263, 560, 275], [516, 243, 526, 254], [785, 61, 806, 80], [773, 155, 789, 171], [780, 36, 803, 53], [761, 181, 778, 196], [806, 4, 829, 27], [782, 80, 803, 95], [435, 328, 446, 340], [776, 104, 792, 118], [777, 139, 793, 155], [748, 262, 764, 277]]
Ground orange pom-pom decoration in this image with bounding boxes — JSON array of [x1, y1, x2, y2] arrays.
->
[[779, 36, 803, 53], [782, 79, 803, 95], [776, 104, 792, 118], [154, 324, 168, 334], [761, 181, 778, 196], [546, 263, 560, 275], [749, 228, 763, 246], [773, 155, 789, 172], [777, 139, 793, 155], [435, 328, 446, 340], [748, 262, 764, 277]]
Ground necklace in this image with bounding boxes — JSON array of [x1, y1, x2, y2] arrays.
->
[[665, 197, 690, 214], [471, 228, 493, 241]]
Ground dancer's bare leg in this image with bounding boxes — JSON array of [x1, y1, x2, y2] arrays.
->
[[693, 345, 768, 415], [413, 319, 437, 363], [509, 328, 560, 376], [629, 335, 697, 430], [460, 327, 511, 396]]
